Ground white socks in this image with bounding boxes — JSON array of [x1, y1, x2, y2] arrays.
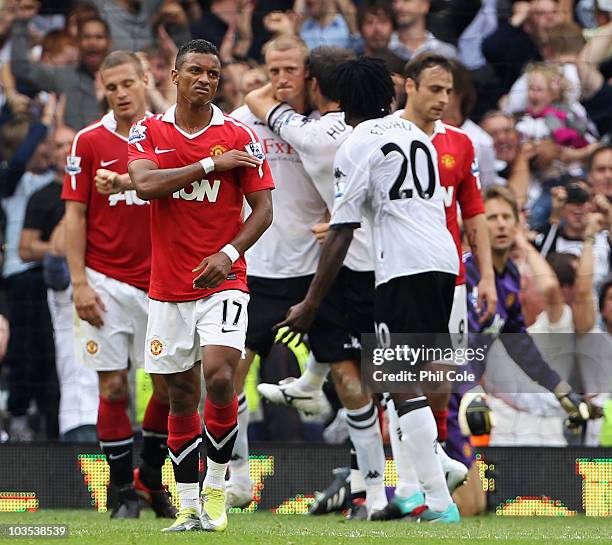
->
[[176, 482, 200, 512], [396, 397, 452, 513], [203, 458, 228, 490], [229, 393, 251, 485], [295, 354, 329, 392], [387, 399, 422, 498], [346, 401, 387, 512]]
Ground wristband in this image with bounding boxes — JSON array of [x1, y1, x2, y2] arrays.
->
[[199, 157, 215, 174], [220, 243, 240, 264]]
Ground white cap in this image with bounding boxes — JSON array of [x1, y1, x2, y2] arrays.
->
[[597, 0, 612, 13]]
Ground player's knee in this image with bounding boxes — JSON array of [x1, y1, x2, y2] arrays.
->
[[98, 371, 128, 401], [206, 367, 234, 399], [331, 367, 367, 408]]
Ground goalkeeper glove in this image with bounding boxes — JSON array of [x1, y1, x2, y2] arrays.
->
[[554, 381, 603, 432], [458, 388, 494, 436]]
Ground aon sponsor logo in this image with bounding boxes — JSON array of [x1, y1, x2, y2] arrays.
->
[[172, 179, 220, 202], [108, 190, 148, 206], [442, 185, 454, 208]]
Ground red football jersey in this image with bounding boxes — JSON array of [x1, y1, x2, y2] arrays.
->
[[432, 121, 485, 285], [62, 111, 151, 290], [127, 104, 275, 302]]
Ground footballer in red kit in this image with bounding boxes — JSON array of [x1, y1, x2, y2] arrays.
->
[[62, 51, 175, 520], [128, 39, 274, 533]]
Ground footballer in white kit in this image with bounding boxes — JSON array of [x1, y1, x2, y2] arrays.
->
[[280, 57, 461, 524], [246, 46, 388, 518]]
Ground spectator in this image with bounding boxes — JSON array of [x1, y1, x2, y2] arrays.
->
[[481, 110, 551, 212], [389, 0, 457, 61], [88, 0, 163, 51], [515, 62, 593, 150], [19, 123, 99, 442], [587, 145, 612, 199], [151, 0, 192, 50], [356, 0, 405, 70], [503, 21, 586, 115], [427, 0, 482, 46], [482, 0, 562, 101], [577, 19, 612, 141], [65, 1, 99, 38], [11, 15, 111, 129], [294, 0, 360, 50], [442, 59, 498, 188], [240, 64, 269, 95], [533, 180, 611, 289], [40, 30, 79, 66], [1, 94, 58, 442], [191, 0, 252, 53]]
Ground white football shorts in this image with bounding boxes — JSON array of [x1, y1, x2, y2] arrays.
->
[[77, 267, 148, 372], [145, 290, 250, 374]]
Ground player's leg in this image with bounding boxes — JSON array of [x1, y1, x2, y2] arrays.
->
[[330, 362, 387, 517], [377, 274, 459, 523], [164, 364, 202, 531], [254, 275, 329, 415], [126, 290, 176, 518], [96, 369, 139, 518], [197, 290, 250, 531], [144, 299, 202, 533], [80, 270, 139, 518], [226, 349, 255, 508]]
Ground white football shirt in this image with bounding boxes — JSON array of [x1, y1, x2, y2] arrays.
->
[[231, 105, 327, 278], [330, 115, 459, 287], [268, 104, 373, 272]]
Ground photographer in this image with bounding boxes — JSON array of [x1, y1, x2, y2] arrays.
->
[[534, 180, 611, 289]]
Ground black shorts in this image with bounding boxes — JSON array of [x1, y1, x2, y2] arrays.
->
[[309, 267, 375, 363], [374, 272, 455, 352], [246, 275, 312, 358]]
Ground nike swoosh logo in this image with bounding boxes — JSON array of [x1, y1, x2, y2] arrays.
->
[[100, 159, 118, 167], [221, 327, 239, 333], [155, 147, 176, 154], [108, 451, 130, 460]]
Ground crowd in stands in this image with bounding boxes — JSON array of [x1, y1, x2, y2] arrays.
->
[[0, 0, 610, 446]]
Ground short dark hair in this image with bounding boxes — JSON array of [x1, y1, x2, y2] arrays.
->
[[546, 252, 577, 287], [100, 50, 144, 77], [309, 46, 356, 101], [448, 58, 476, 121], [403, 52, 452, 83], [175, 39, 220, 69], [357, 0, 395, 30], [587, 144, 612, 173], [334, 56, 395, 121], [599, 278, 612, 314], [77, 16, 110, 38]]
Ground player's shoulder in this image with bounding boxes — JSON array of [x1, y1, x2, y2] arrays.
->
[[441, 122, 473, 145], [222, 112, 261, 143], [229, 104, 255, 123], [71, 117, 107, 147]]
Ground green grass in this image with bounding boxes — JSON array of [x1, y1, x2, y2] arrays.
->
[[0, 511, 611, 545]]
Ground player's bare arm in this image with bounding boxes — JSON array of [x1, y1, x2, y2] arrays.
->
[[244, 82, 279, 122], [193, 189, 273, 289], [275, 224, 355, 343], [64, 201, 106, 327], [129, 150, 262, 200], [464, 214, 497, 323]]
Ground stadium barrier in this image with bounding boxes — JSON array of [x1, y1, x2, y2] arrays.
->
[[0, 443, 610, 516]]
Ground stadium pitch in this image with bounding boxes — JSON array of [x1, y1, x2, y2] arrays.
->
[[0, 511, 611, 544]]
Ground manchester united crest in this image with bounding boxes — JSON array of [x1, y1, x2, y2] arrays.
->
[[441, 153, 456, 169], [210, 144, 229, 156], [150, 338, 164, 357]]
